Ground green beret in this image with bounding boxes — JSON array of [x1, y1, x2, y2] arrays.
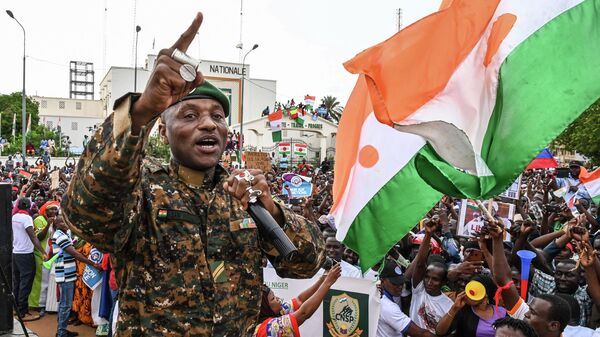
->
[[178, 80, 230, 117]]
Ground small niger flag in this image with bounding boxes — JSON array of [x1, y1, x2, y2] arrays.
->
[[19, 170, 32, 179]]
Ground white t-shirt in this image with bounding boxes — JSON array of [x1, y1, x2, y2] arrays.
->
[[409, 281, 454, 333], [563, 325, 600, 337], [319, 260, 363, 278], [363, 268, 379, 281], [12, 212, 34, 254], [377, 295, 412, 337]]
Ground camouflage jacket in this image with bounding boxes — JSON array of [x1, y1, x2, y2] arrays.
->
[[62, 94, 326, 337]]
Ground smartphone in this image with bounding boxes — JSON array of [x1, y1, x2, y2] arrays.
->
[[465, 250, 483, 262]]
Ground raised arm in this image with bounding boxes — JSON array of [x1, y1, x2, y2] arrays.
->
[[297, 273, 326, 303], [412, 219, 435, 286], [488, 220, 521, 310], [62, 14, 205, 253], [294, 264, 341, 325], [578, 241, 600, 307]]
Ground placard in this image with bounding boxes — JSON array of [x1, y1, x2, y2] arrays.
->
[[83, 248, 103, 290], [499, 175, 522, 200], [458, 199, 514, 239], [244, 151, 272, 173], [281, 173, 313, 198], [50, 170, 60, 190]]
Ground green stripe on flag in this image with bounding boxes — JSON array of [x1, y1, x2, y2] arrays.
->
[[413, 0, 600, 200], [342, 148, 443, 272], [272, 130, 282, 142]]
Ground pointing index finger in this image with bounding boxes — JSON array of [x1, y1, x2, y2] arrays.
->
[[171, 12, 203, 53]]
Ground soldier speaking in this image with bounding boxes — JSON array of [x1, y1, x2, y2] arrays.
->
[[62, 12, 325, 337]]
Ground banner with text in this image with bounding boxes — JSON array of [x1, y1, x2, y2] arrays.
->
[[281, 173, 313, 198], [263, 268, 380, 337]]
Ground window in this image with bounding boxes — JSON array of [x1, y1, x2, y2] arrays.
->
[[59, 101, 65, 109], [41, 100, 47, 108], [71, 122, 78, 131], [47, 121, 54, 129], [76, 102, 82, 110]]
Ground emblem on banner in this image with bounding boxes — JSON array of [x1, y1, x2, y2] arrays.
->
[[326, 293, 363, 337]]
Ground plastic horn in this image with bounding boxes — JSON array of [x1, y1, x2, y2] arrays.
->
[[516, 250, 536, 300], [42, 253, 59, 269]]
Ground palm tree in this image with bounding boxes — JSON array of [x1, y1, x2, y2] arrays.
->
[[321, 96, 344, 123]]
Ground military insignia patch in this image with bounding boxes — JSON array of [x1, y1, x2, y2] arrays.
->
[[239, 217, 257, 229], [157, 209, 168, 219], [326, 293, 363, 337], [209, 261, 228, 283]]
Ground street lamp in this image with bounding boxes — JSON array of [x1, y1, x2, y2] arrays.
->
[[238, 43, 258, 164], [134, 25, 141, 92], [6, 10, 27, 158]]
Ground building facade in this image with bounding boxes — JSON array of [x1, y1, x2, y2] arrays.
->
[[32, 96, 104, 154], [231, 115, 337, 164], [99, 55, 276, 126]]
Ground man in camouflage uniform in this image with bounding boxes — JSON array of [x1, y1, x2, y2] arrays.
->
[[62, 13, 325, 337]]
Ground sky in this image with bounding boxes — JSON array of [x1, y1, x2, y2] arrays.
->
[[1, 1, 441, 106]]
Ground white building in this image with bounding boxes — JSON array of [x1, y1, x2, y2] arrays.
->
[[231, 115, 338, 163], [99, 55, 276, 126], [32, 96, 104, 154]]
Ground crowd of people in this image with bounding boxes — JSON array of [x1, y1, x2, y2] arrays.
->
[[257, 159, 600, 337], [4, 151, 600, 337], [6, 147, 600, 337]]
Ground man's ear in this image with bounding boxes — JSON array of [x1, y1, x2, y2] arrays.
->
[[158, 118, 169, 145], [548, 321, 561, 332]]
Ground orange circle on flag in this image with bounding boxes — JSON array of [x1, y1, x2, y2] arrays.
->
[[358, 145, 379, 168]]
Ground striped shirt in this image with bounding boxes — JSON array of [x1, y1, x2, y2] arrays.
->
[[52, 229, 77, 283]]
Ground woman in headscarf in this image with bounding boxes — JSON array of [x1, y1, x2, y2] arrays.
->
[[28, 201, 59, 314]]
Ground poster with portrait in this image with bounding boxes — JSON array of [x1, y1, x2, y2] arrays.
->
[[458, 199, 515, 239]]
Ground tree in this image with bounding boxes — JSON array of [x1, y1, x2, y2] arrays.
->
[[554, 98, 600, 166], [321, 96, 344, 123], [146, 134, 171, 163], [0, 92, 60, 156]]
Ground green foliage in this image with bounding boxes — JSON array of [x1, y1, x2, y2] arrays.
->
[[555, 98, 600, 165], [146, 134, 171, 163], [0, 92, 60, 156], [321, 95, 344, 123]]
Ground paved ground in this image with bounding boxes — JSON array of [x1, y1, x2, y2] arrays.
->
[[0, 314, 96, 337]]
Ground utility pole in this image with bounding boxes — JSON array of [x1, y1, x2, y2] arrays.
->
[[397, 8, 403, 32]]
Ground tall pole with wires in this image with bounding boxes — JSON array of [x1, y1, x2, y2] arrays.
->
[[6, 10, 27, 158], [239, 44, 258, 165], [134, 25, 141, 92]]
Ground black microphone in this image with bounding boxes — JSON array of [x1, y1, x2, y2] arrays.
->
[[247, 200, 298, 261]]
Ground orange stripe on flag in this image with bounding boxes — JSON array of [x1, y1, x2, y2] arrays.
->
[[580, 167, 600, 184], [343, 0, 500, 127], [331, 75, 373, 213], [484, 14, 517, 67]]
